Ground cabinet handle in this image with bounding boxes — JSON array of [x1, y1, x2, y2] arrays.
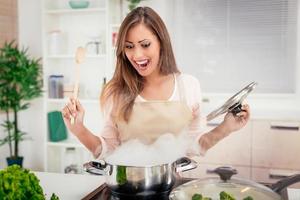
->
[[269, 169, 299, 180], [270, 125, 299, 131], [269, 174, 289, 179]]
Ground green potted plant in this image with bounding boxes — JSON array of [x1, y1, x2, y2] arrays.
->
[[127, 0, 145, 11], [0, 41, 43, 167]]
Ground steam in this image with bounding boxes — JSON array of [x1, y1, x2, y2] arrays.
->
[[105, 132, 200, 166]]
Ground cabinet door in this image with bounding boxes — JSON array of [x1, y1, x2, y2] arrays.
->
[[199, 122, 252, 166], [252, 120, 300, 170]]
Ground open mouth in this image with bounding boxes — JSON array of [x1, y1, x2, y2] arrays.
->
[[135, 59, 150, 70]]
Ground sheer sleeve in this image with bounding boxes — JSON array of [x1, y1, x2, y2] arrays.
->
[[94, 99, 121, 159], [180, 74, 207, 155]]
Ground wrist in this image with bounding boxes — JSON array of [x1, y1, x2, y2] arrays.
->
[[73, 124, 86, 137]]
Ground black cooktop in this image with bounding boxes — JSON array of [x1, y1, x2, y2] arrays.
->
[[82, 177, 194, 200]]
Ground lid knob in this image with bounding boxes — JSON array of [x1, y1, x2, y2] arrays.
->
[[207, 166, 238, 182]]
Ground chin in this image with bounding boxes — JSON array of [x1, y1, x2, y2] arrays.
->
[[135, 67, 153, 77], [137, 71, 151, 77]]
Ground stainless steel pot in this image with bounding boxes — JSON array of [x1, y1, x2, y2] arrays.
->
[[169, 166, 300, 200], [83, 157, 197, 195]]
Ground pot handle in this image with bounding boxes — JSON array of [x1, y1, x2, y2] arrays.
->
[[83, 160, 111, 176], [175, 157, 198, 173], [270, 174, 300, 193]]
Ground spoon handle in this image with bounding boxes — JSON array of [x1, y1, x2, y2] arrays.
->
[[70, 47, 85, 124]]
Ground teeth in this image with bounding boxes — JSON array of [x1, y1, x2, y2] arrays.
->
[[136, 60, 148, 65]]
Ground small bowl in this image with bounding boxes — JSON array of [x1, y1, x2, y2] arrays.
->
[[69, 0, 90, 9]]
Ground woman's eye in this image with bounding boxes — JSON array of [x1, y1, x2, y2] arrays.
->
[[141, 43, 151, 48], [125, 44, 133, 49]]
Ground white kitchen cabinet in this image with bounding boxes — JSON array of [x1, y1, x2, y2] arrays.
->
[[181, 121, 252, 180], [252, 120, 300, 170], [250, 119, 300, 188], [200, 121, 252, 166], [42, 0, 123, 173], [186, 118, 300, 186]]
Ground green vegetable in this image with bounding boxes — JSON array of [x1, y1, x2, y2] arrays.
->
[[220, 191, 236, 200], [191, 193, 212, 200], [50, 193, 60, 200], [191, 191, 253, 200], [243, 196, 254, 200], [0, 165, 60, 200], [0, 165, 45, 200], [192, 193, 203, 200], [116, 166, 127, 185]]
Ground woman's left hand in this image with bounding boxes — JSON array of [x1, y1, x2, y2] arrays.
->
[[222, 104, 250, 133]]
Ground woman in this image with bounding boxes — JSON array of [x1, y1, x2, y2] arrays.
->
[[62, 7, 250, 159]]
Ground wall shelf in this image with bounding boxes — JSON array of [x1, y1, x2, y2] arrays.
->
[[47, 54, 106, 59], [42, 0, 118, 174], [47, 141, 84, 148], [44, 8, 106, 15], [47, 98, 99, 104]]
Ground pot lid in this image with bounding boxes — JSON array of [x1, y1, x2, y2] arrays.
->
[[169, 167, 281, 200], [169, 177, 281, 200], [206, 82, 257, 121]]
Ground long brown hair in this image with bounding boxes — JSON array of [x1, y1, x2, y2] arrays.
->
[[100, 7, 179, 122]]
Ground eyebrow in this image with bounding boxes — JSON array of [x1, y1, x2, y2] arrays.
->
[[125, 39, 149, 43]]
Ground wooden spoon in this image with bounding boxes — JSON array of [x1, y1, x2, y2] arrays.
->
[[71, 47, 86, 124]]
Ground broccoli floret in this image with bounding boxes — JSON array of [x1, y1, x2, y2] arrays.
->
[[243, 196, 254, 200], [220, 191, 236, 200], [50, 193, 60, 200], [192, 193, 203, 200], [191, 193, 213, 200]]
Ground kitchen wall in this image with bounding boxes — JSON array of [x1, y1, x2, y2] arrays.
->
[[0, 0, 18, 46], [146, 0, 300, 119], [0, 0, 18, 168]]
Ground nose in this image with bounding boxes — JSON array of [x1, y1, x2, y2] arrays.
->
[[132, 47, 143, 60]]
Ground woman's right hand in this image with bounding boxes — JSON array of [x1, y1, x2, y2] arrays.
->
[[62, 97, 85, 136]]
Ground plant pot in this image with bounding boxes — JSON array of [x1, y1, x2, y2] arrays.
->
[[6, 156, 23, 167]]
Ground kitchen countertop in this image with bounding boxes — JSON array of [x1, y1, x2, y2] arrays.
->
[[34, 171, 105, 200]]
